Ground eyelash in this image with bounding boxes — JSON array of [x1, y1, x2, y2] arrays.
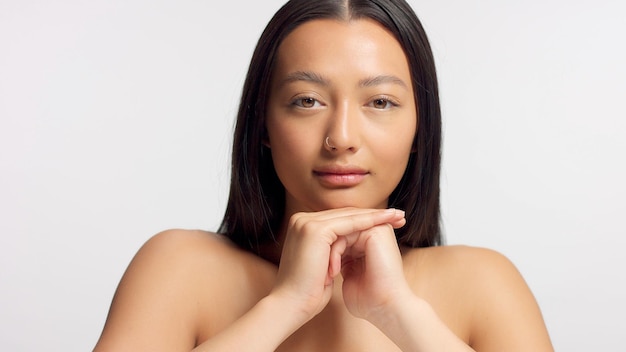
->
[[289, 96, 400, 109], [290, 96, 321, 108], [369, 96, 399, 110]]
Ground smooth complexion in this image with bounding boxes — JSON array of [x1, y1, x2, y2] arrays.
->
[[266, 19, 417, 216], [93, 18, 553, 352]]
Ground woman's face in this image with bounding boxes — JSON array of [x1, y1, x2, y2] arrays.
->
[[266, 19, 417, 214]]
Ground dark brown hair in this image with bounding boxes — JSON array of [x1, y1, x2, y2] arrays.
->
[[219, 0, 443, 254]]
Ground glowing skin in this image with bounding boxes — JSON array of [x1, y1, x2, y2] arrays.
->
[[266, 19, 417, 216], [94, 16, 553, 352]]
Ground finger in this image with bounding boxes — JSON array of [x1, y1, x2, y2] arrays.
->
[[350, 223, 400, 259], [389, 217, 407, 229], [318, 208, 405, 239], [324, 209, 406, 247], [292, 207, 404, 224], [327, 237, 348, 284]]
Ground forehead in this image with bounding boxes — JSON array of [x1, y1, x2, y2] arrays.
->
[[273, 19, 412, 84]]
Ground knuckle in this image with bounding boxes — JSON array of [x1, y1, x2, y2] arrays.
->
[[289, 212, 306, 228], [353, 214, 374, 231], [299, 220, 319, 235]]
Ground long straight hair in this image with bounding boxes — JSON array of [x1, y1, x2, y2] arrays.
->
[[219, 0, 443, 254]]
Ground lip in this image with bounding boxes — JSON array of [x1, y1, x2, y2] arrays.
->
[[313, 165, 369, 188]]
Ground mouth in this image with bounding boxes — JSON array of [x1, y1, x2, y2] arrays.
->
[[313, 166, 369, 188]]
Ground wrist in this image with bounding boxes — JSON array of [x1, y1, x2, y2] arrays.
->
[[366, 288, 425, 330], [192, 293, 313, 351], [264, 288, 319, 328], [367, 293, 474, 352]]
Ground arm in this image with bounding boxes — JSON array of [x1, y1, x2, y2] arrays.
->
[[368, 247, 553, 351], [338, 231, 552, 351], [94, 231, 201, 351], [465, 248, 554, 352], [371, 294, 475, 352], [196, 208, 408, 351], [339, 226, 475, 351], [191, 294, 305, 352], [93, 230, 306, 352], [94, 209, 407, 351]]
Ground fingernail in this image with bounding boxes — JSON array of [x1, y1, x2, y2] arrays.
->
[[385, 208, 405, 216]]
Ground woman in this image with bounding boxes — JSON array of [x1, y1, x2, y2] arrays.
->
[[94, 0, 553, 351]]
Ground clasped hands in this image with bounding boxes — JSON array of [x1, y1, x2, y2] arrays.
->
[[271, 207, 412, 326]]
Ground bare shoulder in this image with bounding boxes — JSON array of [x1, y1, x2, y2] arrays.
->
[[408, 244, 521, 276], [120, 229, 250, 288], [135, 228, 241, 264], [403, 245, 524, 289], [94, 229, 273, 352], [404, 245, 554, 351], [405, 244, 507, 263]]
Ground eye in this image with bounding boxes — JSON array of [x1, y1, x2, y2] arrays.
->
[[292, 97, 321, 108], [369, 97, 399, 110], [373, 99, 390, 109]]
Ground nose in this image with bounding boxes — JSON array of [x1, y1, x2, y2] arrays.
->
[[323, 102, 361, 153]]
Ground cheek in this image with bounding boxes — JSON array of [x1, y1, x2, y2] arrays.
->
[[266, 121, 316, 174], [375, 119, 416, 175], [379, 141, 413, 174], [268, 122, 309, 155]]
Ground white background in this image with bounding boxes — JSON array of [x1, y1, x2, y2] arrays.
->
[[1, 0, 624, 350]]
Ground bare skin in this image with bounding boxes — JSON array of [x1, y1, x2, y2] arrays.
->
[[94, 19, 553, 351], [94, 229, 552, 351]]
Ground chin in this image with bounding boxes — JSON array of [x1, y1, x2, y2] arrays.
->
[[317, 198, 387, 211]]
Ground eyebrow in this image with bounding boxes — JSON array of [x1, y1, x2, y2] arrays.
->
[[281, 71, 330, 87], [280, 71, 409, 90], [359, 75, 409, 90]]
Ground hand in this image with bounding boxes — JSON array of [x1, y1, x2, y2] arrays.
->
[[337, 222, 412, 321], [270, 208, 406, 324]]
